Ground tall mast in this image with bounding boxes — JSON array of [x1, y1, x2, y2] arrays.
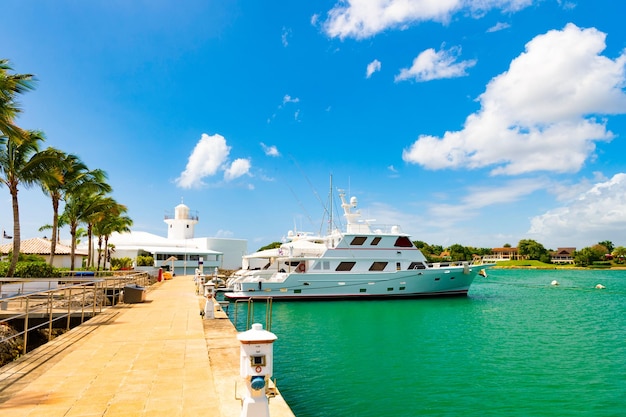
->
[[328, 174, 333, 235]]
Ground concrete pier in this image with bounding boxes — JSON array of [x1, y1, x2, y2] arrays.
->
[[0, 276, 295, 417]]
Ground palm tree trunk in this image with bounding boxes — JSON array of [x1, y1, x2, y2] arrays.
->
[[104, 236, 110, 270], [97, 235, 103, 271], [49, 196, 59, 266], [87, 223, 93, 268], [8, 186, 20, 277], [69, 224, 77, 270]]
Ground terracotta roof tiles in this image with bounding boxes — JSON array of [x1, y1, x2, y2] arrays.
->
[[0, 237, 87, 256]]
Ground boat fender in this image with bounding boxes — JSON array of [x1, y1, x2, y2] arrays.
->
[[297, 263, 306, 273]]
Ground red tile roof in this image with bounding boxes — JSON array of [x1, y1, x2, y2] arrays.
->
[[0, 237, 87, 256]]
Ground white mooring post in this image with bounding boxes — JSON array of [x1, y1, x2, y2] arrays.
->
[[237, 323, 278, 417], [203, 282, 215, 319]]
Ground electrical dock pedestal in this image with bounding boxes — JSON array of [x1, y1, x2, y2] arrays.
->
[[237, 323, 278, 417]]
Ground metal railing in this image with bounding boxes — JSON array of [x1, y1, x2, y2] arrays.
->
[[0, 271, 151, 357]]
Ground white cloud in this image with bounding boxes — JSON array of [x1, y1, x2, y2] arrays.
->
[[366, 59, 382, 78], [487, 21, 510, 33], [176, 133, 251, 188], [403, 24, 626, 175], [282, 94, 300, 105], [176, 133, 231, 188], [269, 95, 301, 123], [215, 229, 235, 238], [395, 46, 476, 82], [427, 178, 546, 223], [321, 0, 532, 39], [261, 142, 280, 157], [281, 27, 291, 47], [224, 158, 251, 181], [528, 173, 626, 247]]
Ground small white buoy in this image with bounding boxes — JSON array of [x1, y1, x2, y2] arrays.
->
[[595, 284, 606, 289], [550, 280, 559, 286]]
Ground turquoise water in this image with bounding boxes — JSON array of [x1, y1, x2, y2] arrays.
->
[[231, 269, 626, 416]]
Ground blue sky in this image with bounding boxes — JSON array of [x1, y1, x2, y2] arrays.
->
[[2, 0, 626, 251]]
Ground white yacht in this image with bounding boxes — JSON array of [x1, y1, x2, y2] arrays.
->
[[225, 191, 492, 300]]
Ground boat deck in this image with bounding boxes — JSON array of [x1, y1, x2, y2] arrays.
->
[[0, 276, 294, 417]]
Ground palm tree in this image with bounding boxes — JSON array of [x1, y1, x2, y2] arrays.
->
[[40, 151, 110, 266], [90, 198, 132, 270], [95, 212, 133, 270], [61, 190, 125, 270], [81, 193, 118, 269], [0, 59, 35, 141], [0, 131, 62, 276], [60, 191, 99, 271]]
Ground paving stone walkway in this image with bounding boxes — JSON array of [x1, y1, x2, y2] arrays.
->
[[0, 277, 294, 417]]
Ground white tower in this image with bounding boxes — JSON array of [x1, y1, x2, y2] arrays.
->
[[164, 201, 198, 240]]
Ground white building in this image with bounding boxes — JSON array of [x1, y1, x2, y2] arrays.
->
[[105, 202, 247, 275]]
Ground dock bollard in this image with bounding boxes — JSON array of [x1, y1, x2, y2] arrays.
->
[[203, 282, 216, 319], [237, 323, 277, 417]]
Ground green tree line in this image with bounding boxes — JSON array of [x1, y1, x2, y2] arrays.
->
[[1, 59, 132, 275], [258, 238, 626, 268]]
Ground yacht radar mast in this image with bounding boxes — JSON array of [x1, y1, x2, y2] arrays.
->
[[339, 190, 371, 234]]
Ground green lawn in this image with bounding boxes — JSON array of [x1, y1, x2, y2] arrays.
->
[[491, 260, 575, 269], [491, 260, 623, 269]]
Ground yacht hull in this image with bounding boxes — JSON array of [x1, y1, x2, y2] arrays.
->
[[224, 266, 489, 300]]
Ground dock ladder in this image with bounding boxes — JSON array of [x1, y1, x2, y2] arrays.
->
[[233, 296, 273, 332]]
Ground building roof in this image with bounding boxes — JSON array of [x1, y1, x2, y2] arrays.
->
[[491, 247, 518, 252], [553, 247, 576, 255], [104, 231, 221, 255], [0, 237, 88, 256]]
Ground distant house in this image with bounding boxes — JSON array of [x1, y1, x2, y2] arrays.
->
[[438, 250, 451, 261], [0, 237, 88, 269], [482, 247, 524, 262], [551, 247, 576, 264]]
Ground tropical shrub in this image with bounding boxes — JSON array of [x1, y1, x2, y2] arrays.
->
[[0, 261, 59, 277], [110, 257, 133, 270], [136, 256, 154, 267]]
